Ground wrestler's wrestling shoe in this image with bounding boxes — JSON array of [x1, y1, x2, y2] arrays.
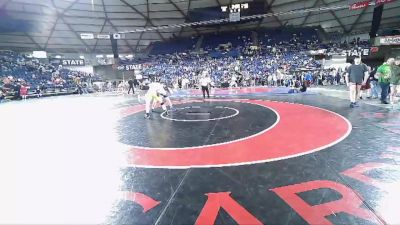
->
[[144, 113, 150, 119]]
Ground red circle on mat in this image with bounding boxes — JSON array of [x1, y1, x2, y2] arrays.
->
[[120, 99, 351, 168]]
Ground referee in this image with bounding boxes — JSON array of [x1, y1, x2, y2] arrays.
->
[[345, 56, 369, 108], [199, 71, 211, 99], [127, 78, 135, 94]]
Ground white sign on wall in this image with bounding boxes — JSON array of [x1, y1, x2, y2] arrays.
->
[[80, 33, 94, 40], [117, 64, 142, 71], [62, 59, 85, 66], [327, 49, 370, 57]]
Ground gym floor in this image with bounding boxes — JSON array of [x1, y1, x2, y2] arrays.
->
[[1, 87, 399, 225]]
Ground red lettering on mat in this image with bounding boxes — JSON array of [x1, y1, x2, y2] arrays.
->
[[195, 192, 263, 225], [271, 180, 380, 225], [123, 192, 161, 213], [341, 163, 397, 187]]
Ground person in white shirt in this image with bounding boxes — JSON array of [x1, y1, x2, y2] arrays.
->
[[272, 74, 277, 86], [199, 72, 211, 99], [230, 75, 237, 87], [276, 69, 283, 86]]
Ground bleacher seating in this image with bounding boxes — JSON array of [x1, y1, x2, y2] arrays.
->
[[128, 28, 326, 86], [0, 51, 100, 100], [150, 37, 198, 55], [202, 30, 252, 50], [258, 27, 319, 45]]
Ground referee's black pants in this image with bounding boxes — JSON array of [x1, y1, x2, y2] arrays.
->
[[201, 86, 209, 98], [128, 85, 134, 94]]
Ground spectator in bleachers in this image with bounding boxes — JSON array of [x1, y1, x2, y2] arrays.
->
[[74, 76, 83, 95], [35, 85, 42, 98], [20, 82, 29, 100]]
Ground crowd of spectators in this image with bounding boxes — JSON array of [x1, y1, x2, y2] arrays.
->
[[1, 28, 372, 102], [0, 51, 99, 101], [132, 28, 358, 89]]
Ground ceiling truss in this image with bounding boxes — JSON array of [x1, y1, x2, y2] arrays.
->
[[0, 0, 398, 53]]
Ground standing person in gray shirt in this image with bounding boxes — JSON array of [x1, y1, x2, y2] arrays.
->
[[345, 56, 369, 108]]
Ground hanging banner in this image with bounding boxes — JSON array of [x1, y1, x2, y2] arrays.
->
[[81, 34, 123, 40], [113, 33, 121, 40], [229, 11, 240, 22], [97, 34, 111, 39], [375, 0, 395, 5], [379, 35, 400, 45], [349, 0, 371, 10], [80, 33, 94, 40]]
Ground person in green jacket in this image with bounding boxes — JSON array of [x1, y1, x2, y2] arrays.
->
[[376, 58, 395, 104], [390, 57, 400, 107]]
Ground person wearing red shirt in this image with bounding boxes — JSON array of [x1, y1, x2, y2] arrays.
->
[[20, 83, 29, 100]]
